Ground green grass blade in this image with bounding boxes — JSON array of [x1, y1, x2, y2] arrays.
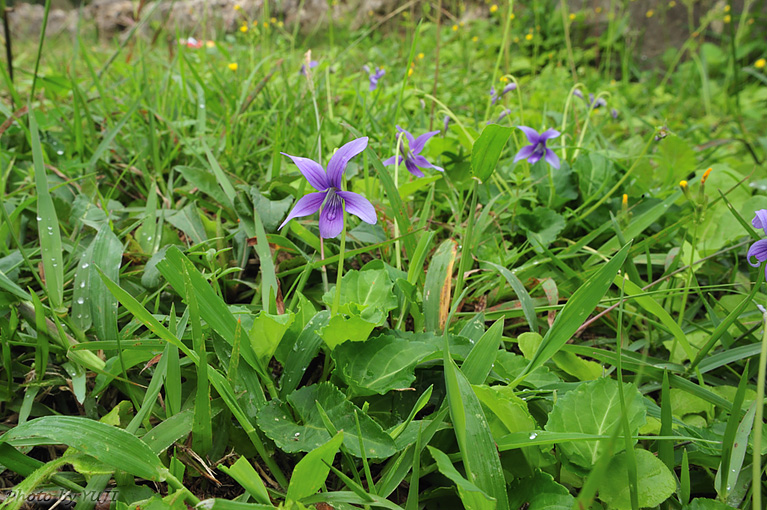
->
[[424, 240, 457, 333], [30, 113, 63, 310], [219, 457, 272, 505], [514, 242, 631, 385], [482, 261, 538, 333], [184, 264, 212, 455], [461, 319, 504, 385]]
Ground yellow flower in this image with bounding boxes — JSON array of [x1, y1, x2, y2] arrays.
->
[[646, 9, 654, 17], [228, 63, 238, 71], [669, 0, 676, 6], [452, 24, 458, 31], [233, 3, 241, 10], [622, 194, 628, 206], [569, 13, 576, 20], [472, 36, 479, 42], [368, 9, 374, 16], [723, 14, 731, 23], [270, 17, 277, 23], [610, 79, 616, 85], [525, 33, 533, 41], [509, 13, 515, 19], [490, 4, 498, 13], [595, 6, 602, 13], [418, 52, 425, 59], [679, 180, 688, 188], [701, 168, 712, 184], [755, 58, 766, 69], [500, 76, 508, 82], [408, 68, 414, 77], [724, 4, 730, 12], [263, 21, 269, 27], [205, 40, 215, 48], [277, 21, 284, 27], [239, 24, 248, 32], [459, 21, 465, 27]]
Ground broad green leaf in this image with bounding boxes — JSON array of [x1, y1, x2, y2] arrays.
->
[[317, 307, 377, 350], [428, 446, 496, 510], [31, 114, 63, 310], [507, 470, 574, 510], [166, 204, 208, 245], [250, 187, 294, 232], [516, 207, 565, 251], [286, 432, 344, 501], [191, 500, 276, 510], [513, 242, 631, 385], [530, 160, 578, 211], [655, 135, 697, 188], [544, 378, 646, 471], [249, 311, 295, 361], [280, 311, 330, 398], [322, 269, 398, 326], [574, 152, 617, 200], [493, 351, 560, 388], [682, 499, 737, 509], [443, 343, 509, 510], [599, 448, 675, 510], [257, 382, 396, 458], [424, 240, 457, 332], [471, 124, 513, 183], [0, 416, 167, 481], [332, 334, 438, 396]]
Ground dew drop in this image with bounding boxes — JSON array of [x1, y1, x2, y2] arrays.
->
[[36, 216, 42, 221], [77, 298, 85, 305], [77, 314, 82, 319], [81, 263, 89, 269], [56, 150, 64, 155], [80, 282, 86, 288], [146, 236, 152, 241], [294, 432, 300, 438], [529, 432, 538, 439], [199, 104, 206, 109]]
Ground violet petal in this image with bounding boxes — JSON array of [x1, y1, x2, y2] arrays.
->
[[747, 239, 767, 267], [278, 191, 327, 230], [410, 130, 440, 155], [513, 145, 536, 163], [318, 190, 345, 238], [396, 125, 415, 146], [337, 190, 377, 224], [544, 148, 561, 169], [326, 137, 368, 188], [538, 128, 562, 141], [751, 209, 767, 232], [405, 159, 425, 177], [383, 155, 403, 166], [412, 155, 443, 172], [516, 126, 541, 145], [280, 153, 329, 191]]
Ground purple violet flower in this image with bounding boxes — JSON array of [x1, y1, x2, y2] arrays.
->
[[611, 108, 619, 119], [513, 126, 561, 169], [588, 93, 607, 109], [383, 126, 444, 177], [443, 115, 450, 133], [573, 89, 584, 99], [279, 137, 377, 238], [299, 60, 318, 76], [491, 83, 517, 104], [363, 65, 385, 91], [747, 210, 767, 278]]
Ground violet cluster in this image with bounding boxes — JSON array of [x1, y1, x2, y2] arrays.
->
[[383, 126, 444, 177]]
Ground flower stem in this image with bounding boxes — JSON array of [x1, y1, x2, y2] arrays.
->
[[320, 237, 329, 295], [393, 133, 404, 271], [454, 179, 478, 303], [572, 91, 609, 161], [753, 302, 767, 510], [485, 0, 515, 122], [332, 220, 347, 317]]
